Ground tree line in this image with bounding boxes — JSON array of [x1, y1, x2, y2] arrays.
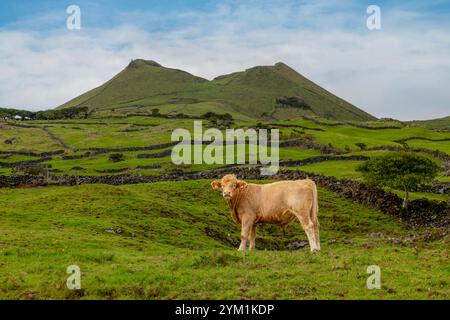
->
[[0, 106, 89, 120]]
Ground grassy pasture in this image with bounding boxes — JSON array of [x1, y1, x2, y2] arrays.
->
[[41, 145, 321, 176], [299, 160, 364, 180], [407, 116, 450, 130], [0, 125, 62, 153], [44, 123, 175, 149], [0, 116, 448, 300], [277, 119, 450, 153], [0, 181, 448, 300]]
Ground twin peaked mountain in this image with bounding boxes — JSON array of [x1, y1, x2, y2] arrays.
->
[[58, 59, 375, 121]]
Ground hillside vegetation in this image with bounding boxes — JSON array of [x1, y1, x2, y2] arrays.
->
[[58, 60, 375, 121], [407, 116, 450, 130]]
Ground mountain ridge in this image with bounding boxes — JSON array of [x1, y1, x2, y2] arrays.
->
[[58, 59, 376, 121]]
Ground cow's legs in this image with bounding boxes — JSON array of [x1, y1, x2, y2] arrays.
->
[[249, 225, 257, 251], [294, 211, 320, 252], [304, 224, 318, 252], [312, 217, 320, 251], [238, 217, 253, 252]]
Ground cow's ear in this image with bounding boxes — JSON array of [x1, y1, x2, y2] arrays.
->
[[211, 181, 222, 190], [236, 180, 247, 189]]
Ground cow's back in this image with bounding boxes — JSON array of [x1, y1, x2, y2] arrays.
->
[[258, 179, 316, 221]]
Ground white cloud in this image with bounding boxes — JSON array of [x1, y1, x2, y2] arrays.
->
[[0, 0, 449, 120]]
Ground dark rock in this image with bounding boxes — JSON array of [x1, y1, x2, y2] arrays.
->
[[286, 241, 309, 250]]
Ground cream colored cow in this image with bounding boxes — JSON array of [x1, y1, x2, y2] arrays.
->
[[211, 174, 320, 252]]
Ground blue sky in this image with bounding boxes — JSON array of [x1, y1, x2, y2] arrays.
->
[[1, 0, 449, 120]]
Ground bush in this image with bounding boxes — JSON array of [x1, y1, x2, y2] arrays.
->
[[202, 112, 234, 127], [355, 142, 367, 150], [109, 153, 125, 162]]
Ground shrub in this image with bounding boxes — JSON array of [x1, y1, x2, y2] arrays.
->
[[355, 142, 367, 150], [109, 153, 125, 162]]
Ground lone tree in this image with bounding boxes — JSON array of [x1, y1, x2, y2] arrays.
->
[[357, 152, 438, 209]]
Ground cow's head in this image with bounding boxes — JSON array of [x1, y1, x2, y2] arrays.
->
[[211, 174, 247, 200]]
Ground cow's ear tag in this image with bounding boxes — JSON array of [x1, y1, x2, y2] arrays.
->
[[211, 181, 221, 190]]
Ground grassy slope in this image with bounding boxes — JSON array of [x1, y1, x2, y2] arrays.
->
[[58, 60, 207, 111], [0, 181, 448, 299], [407, 116, 450, 129], [0, 125, 62, 153], [57, 60, 374, 121], [45, 122, 175, 149]]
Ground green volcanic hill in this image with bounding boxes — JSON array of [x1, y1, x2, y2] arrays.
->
[[58, 59, 376, 121]]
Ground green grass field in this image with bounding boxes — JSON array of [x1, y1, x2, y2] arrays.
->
[[0, 181, 448, 299], [407, 116, 450, 130], [0, 124, 62, 153], [276, 118, 450, 153], [0, 115, 449, 300]]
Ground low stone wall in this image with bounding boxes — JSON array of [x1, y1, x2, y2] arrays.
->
[[94, 113, 201, 120], [41, 127, 75, 151], [411, 148, 450, 162], [0, 174, 48, 187], [269, 123, 325, 132], [0, 150, 64, 157], [442, 161, 450, 177], [94, 164, 162, 173], [366, 145, 450, 162], [137, 149, 172, 159], [279, 155, 369, 166], [79, 141, 178, 153], [62, 142, 178, 159], [413, 181, 450, 194], [395, 136, 450, 143], [302, 116, 403, 130], [1, 123, 41, 129], [280, 139, 338, 154], [0, 157, 52, 168]]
